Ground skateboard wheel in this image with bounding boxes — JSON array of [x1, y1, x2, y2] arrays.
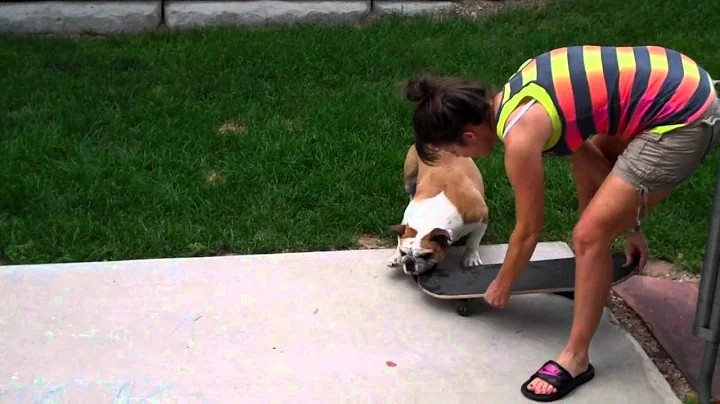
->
[[455, 300, 471, 317]]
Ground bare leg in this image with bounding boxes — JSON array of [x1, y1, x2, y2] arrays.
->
[[569, 135, 630, 214], [570, 137, 626, 306], [527, 173, 670, 395]]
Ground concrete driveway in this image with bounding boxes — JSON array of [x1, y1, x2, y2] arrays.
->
[[0, 242, 678, 403]]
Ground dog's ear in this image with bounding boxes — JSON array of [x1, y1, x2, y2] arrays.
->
[[388, 224, 407, 236], [428, 228, 452, 247]]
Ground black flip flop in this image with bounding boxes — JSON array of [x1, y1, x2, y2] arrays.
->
[[520, 360, 595, 402]]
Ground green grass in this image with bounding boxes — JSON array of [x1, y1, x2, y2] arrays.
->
[[1, 0, 719, 271]]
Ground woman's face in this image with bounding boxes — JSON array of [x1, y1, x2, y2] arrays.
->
[[441, 124, 498, 158]]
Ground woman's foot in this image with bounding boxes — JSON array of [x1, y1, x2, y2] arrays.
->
[[521, 351, 594, 402], [528, 352, 588, 394]]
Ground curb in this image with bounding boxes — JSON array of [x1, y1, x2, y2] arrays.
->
[[605, 309, 683, 403]]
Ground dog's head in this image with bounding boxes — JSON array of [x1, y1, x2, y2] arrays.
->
[[389, 224, 453, 275]]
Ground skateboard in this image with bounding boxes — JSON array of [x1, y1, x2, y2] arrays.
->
[[416, 252, 639, 316]]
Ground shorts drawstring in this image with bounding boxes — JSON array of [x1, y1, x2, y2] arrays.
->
[[630, 185, 648, 233]]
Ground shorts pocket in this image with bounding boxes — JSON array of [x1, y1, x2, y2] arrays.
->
[[627, 133, 693, 189], [638, 131, 663, 143]]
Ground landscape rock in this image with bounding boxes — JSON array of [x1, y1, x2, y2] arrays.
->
[[0, 1, 162, 34], [165, 1, 369, 28]]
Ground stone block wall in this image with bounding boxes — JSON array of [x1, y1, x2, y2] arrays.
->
[[0, 0, 455, 34], [0, 1, 163, 34]]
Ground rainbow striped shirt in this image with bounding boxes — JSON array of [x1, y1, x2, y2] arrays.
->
[[495, 45, 717, 156]]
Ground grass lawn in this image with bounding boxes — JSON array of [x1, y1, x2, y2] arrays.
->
[[1, 0, 719, 271]]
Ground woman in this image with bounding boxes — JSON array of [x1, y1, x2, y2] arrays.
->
[[403, 45, 720, 402]]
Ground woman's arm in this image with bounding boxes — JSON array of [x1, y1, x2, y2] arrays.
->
[[494, 127, 546, 288]]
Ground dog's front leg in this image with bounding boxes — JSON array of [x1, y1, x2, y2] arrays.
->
[[462, 222, 488, 267], [387, 236, 403, 267]]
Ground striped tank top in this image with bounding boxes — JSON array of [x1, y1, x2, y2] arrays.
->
[[495, 45, 717, 156]]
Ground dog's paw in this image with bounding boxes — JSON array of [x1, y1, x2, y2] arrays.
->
[[462, 248, 482, 267], [387, 252, 402, 267]]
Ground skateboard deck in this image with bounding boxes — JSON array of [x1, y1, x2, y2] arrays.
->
[[416, 252, 639, 316]]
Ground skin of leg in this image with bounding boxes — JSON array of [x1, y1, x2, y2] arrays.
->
[[570, 136, 632, 304], [527, 173, 671, 395], [572, 135, 630, 214]]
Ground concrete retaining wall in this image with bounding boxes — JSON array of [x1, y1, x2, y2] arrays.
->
[[0, 0, 455, 34], [0, 1, 163, 34]]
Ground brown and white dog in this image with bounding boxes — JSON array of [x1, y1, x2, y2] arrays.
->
[[387, 144, 489, 276]]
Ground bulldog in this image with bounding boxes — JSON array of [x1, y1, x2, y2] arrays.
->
[[387, 144, 489, 276]]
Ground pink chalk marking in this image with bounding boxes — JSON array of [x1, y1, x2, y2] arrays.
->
[[386, 361, 397, 367]]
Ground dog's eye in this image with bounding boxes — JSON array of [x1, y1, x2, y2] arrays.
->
[[400, 251, 407, 256], [418, 252, 432, 260]]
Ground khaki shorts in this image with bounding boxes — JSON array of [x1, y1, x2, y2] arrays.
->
[[613, 94, 720, 192]]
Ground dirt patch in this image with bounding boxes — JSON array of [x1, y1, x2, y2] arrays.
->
[[356, 233, 394, 249], [218, 121, 246, 135], [642, 259, 701, 282], [357, 0, 548, 26], [38, 32, 109, 40], [284, 119, 301, 131], [205, 170, 224, 185], [449, 0, 549, 20]]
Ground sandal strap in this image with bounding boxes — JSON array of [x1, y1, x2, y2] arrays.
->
[[532, 360, 574, 388]]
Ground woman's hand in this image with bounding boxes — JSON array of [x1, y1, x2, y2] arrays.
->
[[484, 278, 512, 308], [624, 229, 649, 270]]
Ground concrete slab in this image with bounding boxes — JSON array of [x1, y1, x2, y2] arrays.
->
[[0, 242, 678, 403]]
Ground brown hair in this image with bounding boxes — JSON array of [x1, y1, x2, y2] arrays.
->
[[403, 73, 496, 164]]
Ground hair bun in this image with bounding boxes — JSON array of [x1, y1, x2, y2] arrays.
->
[[404, 73, 437, 103]]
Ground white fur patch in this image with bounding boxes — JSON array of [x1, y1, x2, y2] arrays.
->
[[402, 191, 467, 240], [390, 191, 488, 273], [399, 191, 481, 256]]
